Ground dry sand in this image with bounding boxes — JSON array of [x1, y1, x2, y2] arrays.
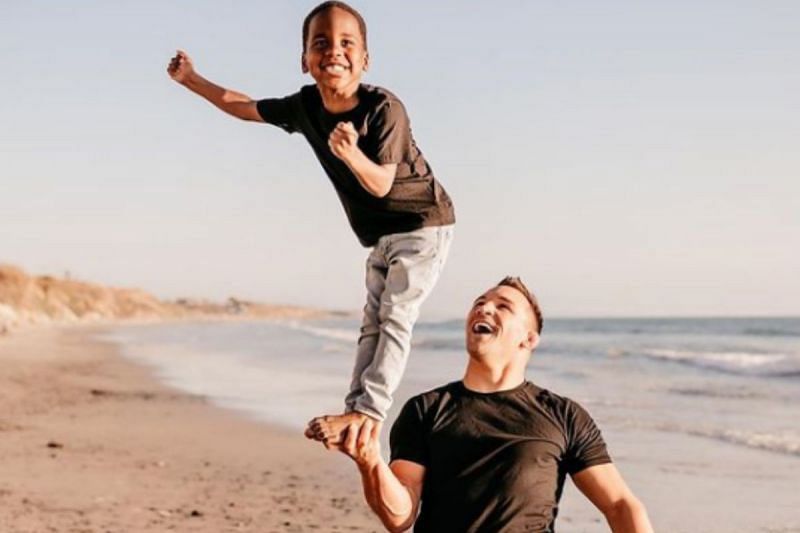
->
[[0, 326, 379, 533], [9, 323, 797, 533]]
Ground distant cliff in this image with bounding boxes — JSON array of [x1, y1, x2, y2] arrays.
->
[[0, 264, 332, 333]]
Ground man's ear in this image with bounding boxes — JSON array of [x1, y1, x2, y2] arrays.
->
[[521, 331, 540, 352], [301, 54, 309, 73], [363, 52, 370, 71]]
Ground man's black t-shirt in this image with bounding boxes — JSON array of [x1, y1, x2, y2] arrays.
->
[[390, 381, 612, 533], [256, 84, 455, 247]]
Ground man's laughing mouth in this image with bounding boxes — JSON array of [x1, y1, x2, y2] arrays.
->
[[470, 320, 497, 336]]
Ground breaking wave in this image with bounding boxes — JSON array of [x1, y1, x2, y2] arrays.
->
[[640, 348, 799, 377]]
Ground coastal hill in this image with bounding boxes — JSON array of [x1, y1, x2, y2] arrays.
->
[[0, 264, 331, 333]]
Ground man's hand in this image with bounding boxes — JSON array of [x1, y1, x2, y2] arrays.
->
[[328, 121, 360, 163], [336, 416, 382, 469], [326, 420, 422, 532], [167, 50, 195, 85]]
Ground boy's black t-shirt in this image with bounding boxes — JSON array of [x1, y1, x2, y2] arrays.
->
[[390, 381, 612, 533], [257, 84, 455, 247]]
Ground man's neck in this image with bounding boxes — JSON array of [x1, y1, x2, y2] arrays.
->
[[462, 359, 526, 393], [318, 83, 360, 113]]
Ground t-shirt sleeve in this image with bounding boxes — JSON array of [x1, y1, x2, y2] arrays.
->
[[367, 99, 411, 165], [389, 397, 429, 467], [563, 401, 612, 475], [256, 94, 299, 134]]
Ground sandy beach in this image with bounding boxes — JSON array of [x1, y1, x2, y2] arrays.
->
[[0, 325, 378, 533], [3, 319, 800, 533]]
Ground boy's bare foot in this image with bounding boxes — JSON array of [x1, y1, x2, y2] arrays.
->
[[304, 411, 376, 445]]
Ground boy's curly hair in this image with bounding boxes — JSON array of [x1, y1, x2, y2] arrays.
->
[[302, 1, 368, 53]]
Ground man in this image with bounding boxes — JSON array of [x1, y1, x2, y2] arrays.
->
[[308, 277, 653, 532]]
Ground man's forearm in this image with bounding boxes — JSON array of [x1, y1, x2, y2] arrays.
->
[[181, 73, 257, 120], [605, 498, 654, 533], [358, 460, 416, 532]]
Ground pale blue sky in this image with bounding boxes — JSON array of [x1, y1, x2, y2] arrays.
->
[[2, 1, 798, 318]]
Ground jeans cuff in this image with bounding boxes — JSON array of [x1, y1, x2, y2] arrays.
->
[[348, 402, 385, 421]]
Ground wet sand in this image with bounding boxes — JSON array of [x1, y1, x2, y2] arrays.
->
[[0, 326, 378, 532], [4, 324, 799, 533]]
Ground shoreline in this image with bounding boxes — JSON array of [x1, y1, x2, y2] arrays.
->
[[0, 325, 377, 532], [4, 320, 800, 532], [0, 308, 357, 338]]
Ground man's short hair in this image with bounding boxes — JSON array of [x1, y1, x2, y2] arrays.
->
[[497, 276, 543, 334], [302, 1, 369, 53]]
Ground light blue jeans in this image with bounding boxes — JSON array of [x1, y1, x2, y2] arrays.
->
[[344, 224, 454, 420]]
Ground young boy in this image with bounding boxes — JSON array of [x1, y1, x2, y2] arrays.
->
[[167, 1, 454, 444]]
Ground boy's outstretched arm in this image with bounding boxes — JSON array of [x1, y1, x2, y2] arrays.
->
[[167, 50, 263, 122], [334, 418, 424, 532]]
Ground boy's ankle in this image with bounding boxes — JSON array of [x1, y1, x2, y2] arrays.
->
[[347, 407, 383, 423]]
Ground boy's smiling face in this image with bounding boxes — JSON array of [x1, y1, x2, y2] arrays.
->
[[302, 7, 369, 95]]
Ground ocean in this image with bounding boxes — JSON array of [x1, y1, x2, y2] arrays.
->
[[101, 316, 800, 532]]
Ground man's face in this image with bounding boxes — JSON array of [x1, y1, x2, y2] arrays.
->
[[302, 7, 368, 93], [465, 285, 538, 362]]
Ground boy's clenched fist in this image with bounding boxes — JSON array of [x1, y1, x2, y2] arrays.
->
[[167, 50, 195, 84], [329, 121, 359, 162]]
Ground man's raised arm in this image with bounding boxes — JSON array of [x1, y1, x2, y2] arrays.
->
[[334, 418, 424, 532], [572, 463, 654, 533], [167, 50, 263, 122]]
